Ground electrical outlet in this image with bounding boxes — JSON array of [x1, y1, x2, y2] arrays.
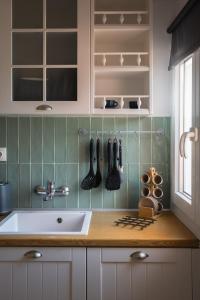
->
[[0, 148, 7, 161]]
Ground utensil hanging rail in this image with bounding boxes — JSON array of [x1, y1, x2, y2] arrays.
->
[[78, 128, 164, 137]]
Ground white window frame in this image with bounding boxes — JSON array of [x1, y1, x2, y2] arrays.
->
[[172, 50, 200, 220]]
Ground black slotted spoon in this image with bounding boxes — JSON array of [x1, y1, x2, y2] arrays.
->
[[93, 138, 102, 188], [106, 138, 121, 191], [81, 138, 95, 190]]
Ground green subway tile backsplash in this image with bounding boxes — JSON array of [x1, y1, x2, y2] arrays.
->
[[0, 116, 170, 209]]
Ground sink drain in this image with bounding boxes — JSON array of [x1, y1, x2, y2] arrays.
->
[[57, 217, 63, 224]]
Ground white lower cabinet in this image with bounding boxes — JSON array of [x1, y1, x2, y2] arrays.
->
[[0, 247, 193, 300], [87, 248, 192, 300], [0, 247, 86, 300]]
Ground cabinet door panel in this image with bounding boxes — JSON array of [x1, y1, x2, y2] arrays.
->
[[27, 263, 43, 300], [87, 248, 192, 300], [0, 247, 86, 300], [0, 263, 12, 300]]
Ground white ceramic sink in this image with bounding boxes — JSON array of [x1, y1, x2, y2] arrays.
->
[[0, 210, 92, 235]]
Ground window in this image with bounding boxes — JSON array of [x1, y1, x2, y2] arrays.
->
[[173, 51, 199, 217], [179, 57, 193, 201]]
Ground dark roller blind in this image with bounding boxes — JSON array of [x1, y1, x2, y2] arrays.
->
[[167, 0, 200, 70]]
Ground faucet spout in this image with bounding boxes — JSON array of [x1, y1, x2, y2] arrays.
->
[[46, 181, 55, 200], [35, 180, 69, 201]]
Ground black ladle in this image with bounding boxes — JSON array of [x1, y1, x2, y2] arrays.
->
[[93, 138, 102, 188], [81, 138, 95, 190]]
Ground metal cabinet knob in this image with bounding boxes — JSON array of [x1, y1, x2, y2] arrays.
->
[[130, 251, 149, 260], [24, 250, 42, 259]]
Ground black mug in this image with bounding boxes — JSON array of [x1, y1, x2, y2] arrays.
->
[[105, 100, 118, 109]]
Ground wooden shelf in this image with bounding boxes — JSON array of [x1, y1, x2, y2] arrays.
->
[[93, 108, 150, 115], [94, 10, 148, 15], [94, 25, 150, 31], [95, 66, 149, 73]]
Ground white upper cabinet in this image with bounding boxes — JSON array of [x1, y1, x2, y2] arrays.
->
[[0, 0, 90, 114], [91, 0, 152, 115]]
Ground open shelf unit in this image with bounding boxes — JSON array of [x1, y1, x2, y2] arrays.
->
[[91, 0, 152, 115]]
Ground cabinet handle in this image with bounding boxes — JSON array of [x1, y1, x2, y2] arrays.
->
[[24, 250, 42, 259], [130, 251, 149, 260]]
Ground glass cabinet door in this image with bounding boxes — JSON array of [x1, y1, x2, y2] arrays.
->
[[12, 0, 78, 102]]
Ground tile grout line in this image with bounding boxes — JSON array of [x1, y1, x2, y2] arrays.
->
[[66, 116, 68, 209], [114, 116, 116, 209], [126, 116, 128, 209], [89, 116, 92, 209], [101, 116, 103, 209], [77, 117, 80, 208], [53, 117, 56, 208], [5, 116, 8, 182], [29, 116, 32, 208], [41, 116, 44, 208], [17, 116, 20, 208], [139, 116, 141, 202]]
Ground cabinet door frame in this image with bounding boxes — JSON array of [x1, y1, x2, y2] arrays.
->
[[0, 247, 86, 300], [0, 0, 90, 114], [87, 248, 192, 300]]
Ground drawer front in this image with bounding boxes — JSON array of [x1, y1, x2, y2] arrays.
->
[[0, 247, 72, 262], [101, 248, 191, 263]]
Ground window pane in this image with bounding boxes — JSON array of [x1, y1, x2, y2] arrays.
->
[[12, 0, 43, 29], [46, 68, 77, 101], [12, 33, 43, 65], [13, 68, 43, 101], [46, 33, 77, 65], [183, 58, 192, 197], [46, 0, 77, 28]]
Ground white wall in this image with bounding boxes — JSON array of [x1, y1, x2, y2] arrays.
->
[[152, 0, 185, 116]]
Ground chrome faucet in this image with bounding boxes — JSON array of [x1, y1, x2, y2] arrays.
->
[[35, 180, 69, 201]]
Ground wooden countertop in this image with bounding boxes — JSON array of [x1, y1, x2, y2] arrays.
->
[[0, 211, 198, 248]]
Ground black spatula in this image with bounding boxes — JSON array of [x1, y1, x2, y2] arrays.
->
[[105, 138, 112, 190], [106, 138, 121, 190], [81, 138, 95, 190], [118, 139, 123, 182], [93, 138, 102, 188]]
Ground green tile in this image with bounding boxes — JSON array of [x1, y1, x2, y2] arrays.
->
[[31, 117, 42, 163], [153, 163, 170, 209], [128, 164, 140, 208], [66, 164, 79, 208], [19, 164, 30, 208], [90, 117, 103, 208], [67, 117, 79, 163], [127, 117, 139, 163], [0, 163, 7, 182], [103, 188, 115, 208], [140, 117, 152, 131], [43, 164, 54, 208], [128, 117, 139, 131], [115, 118, 128, 164], [102, 117, 115, 181], [7, 164, 19, 208], [7, 117, 18, 163], [115, 164, 128, 208], [79, 162, 91, 208], [31, 164, 43, 208], [152, 118, 170, 164], [19, 117, 30, 163], [54, 164, 68, 208], [43, 117, 54, 163], [0, 116, 6, 146], [140, 133, 151, 164], [55, 118, 67, 163], [79, 117, 90, 164]]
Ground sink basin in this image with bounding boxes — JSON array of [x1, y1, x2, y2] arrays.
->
[[0, 210, 92, 235]]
